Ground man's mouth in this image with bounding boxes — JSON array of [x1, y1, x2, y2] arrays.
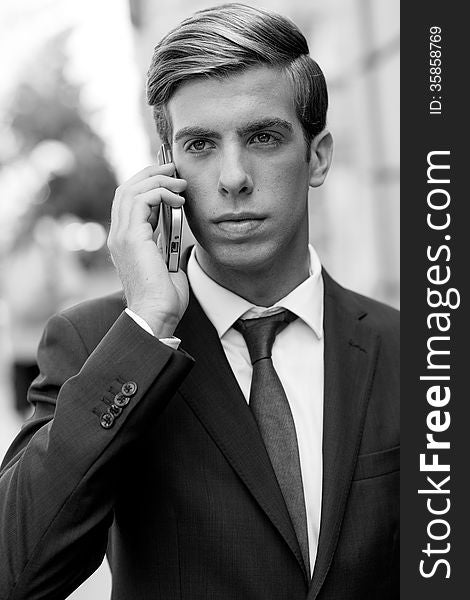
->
[[213, 212, 265, 235]]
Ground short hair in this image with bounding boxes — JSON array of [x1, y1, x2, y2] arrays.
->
[[147, 3, 328, 155]]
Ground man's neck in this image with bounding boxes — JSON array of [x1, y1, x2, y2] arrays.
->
[[194, 246, 311, 307]]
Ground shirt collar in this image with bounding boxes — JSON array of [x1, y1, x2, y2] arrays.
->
[[187, 245, 324, 340]]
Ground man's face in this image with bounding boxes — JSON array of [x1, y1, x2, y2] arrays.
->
[[168, 66, 317, 279]]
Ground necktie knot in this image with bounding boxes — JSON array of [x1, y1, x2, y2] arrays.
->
[[233, 309, 297, 365]]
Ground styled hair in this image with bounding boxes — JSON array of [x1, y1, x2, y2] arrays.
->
[[146, 3, 328, 154]]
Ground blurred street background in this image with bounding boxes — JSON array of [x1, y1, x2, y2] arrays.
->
[[0, 0, 399, 597]]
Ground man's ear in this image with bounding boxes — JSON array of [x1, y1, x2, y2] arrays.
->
[[308, 130, 333, 188]]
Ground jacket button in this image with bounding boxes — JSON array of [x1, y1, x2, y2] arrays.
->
[[121, 381, 138, 397], [109, 404, 123, 417], [100, 412, 114, 429], [114, 392, 130, 408]]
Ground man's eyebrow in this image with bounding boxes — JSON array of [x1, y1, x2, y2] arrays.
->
[[237, 118, 294, 137], [174, 126, 221, 143], [173, 119, 294, 143]]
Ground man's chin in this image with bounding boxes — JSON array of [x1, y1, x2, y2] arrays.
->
[[195, 240, 274, 274]]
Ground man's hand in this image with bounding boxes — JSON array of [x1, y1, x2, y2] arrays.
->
[[108, 163, 188, 338]]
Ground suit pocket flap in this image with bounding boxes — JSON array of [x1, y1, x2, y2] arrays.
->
[[353, 445, 400, 480]]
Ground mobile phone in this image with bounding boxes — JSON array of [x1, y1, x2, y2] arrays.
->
[[157, 143, 183, 272]]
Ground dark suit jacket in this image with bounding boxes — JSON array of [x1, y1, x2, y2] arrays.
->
[[0, 270, 399, 600]]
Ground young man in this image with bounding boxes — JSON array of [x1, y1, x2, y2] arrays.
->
[[0, 4, 399, 599]]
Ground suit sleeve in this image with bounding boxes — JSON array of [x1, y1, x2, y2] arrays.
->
[[0, 310, 194, 600]]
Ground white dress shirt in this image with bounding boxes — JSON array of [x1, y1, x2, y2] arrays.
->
[[187, 245, 324, 575]]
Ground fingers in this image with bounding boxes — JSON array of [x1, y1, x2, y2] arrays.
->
[[135, 173, 187, 195], [128, 189, 183, 228], [110, 165, 186, 237], [125, 162, 176, 185], [114, 174, 186, 210], [135, 187, 184, 209]]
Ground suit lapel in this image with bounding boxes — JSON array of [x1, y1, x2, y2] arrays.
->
[[307, 271, 381, 598], [175, 290, 309, 581]]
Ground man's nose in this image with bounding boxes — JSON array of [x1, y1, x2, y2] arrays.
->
[[217, 148, 253, 197]]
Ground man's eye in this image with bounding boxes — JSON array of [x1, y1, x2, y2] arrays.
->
[[250, 133, 280, 145], [187, 139, 211, 152]]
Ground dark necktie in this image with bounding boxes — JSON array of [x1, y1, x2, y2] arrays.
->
[[233, 310, 310, 574]]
